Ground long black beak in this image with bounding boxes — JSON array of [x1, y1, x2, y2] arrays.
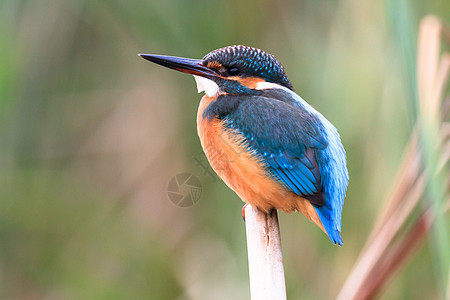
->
[[138, 54, 219, 79]]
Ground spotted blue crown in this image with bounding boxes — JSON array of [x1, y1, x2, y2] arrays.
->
[[202, 45, 294, 91]]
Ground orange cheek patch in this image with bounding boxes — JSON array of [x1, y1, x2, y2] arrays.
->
[[229, 76, 266, 89]]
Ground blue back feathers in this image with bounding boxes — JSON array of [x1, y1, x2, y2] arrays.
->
[[203, 87, 348, 245], [201, 46, 348, 245]]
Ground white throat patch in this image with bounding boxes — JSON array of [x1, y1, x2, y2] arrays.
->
[[193, 75, 221, 97]]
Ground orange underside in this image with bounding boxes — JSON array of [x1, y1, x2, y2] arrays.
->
[[197, 95, 325, 233]]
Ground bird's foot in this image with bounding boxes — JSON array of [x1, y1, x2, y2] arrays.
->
[[242, 203, 249, 222]]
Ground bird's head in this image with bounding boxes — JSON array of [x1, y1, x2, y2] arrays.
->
[[139, 45, 293, 97]]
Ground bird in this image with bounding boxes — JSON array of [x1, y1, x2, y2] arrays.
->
[[139, 45, 349, 245]]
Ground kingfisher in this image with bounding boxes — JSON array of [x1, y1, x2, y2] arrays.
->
[[139, 45, 349, 245]]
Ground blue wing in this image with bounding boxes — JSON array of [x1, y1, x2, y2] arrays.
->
[[204, 91, 346, 245], [265, 148, 324, 206], [222, 95, 327, 202]]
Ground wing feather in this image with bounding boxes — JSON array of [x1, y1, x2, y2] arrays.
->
[[220, 93, 326, 206]]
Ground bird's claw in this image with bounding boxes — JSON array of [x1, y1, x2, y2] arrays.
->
[[242, 203, 249, 222]]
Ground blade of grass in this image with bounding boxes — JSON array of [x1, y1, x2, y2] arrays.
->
[[357, 208, 434, 300], [337, 14, 449, 300], [417, 16, 450, 296]]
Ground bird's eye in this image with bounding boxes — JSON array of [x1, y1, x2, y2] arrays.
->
[[228, 67, 240, 76]]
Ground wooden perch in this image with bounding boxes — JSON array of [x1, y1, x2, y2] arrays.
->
[[245, 204, 287, 300]]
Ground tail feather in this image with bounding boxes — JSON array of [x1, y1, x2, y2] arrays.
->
[[315, 205, 343, 246]]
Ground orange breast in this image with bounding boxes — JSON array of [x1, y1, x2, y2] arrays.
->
[[196, 95, 325, 232]]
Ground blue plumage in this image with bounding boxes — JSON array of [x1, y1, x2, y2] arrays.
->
[[203, 45, 294, 91], [205, 86, 348, 245], [139, 45, 349, 245]]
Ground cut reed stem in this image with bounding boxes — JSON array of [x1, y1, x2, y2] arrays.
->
[[245, 204, 287, 300]]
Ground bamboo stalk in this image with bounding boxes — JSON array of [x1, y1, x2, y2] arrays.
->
[[245, 204, 287, 300]]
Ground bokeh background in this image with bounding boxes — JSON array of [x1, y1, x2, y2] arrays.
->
[[0, 0, 449, 299]]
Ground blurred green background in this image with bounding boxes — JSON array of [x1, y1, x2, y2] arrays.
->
[[0, 0, 448, 299]]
